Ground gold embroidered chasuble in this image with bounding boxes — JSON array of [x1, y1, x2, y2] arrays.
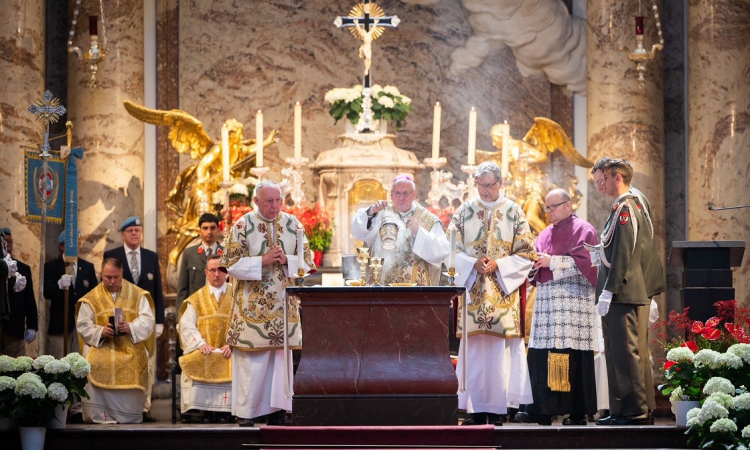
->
[[220, 211, 316, 352], [76, 281, 155, 391], [371, 203, 443, 286], [452, 198, 536, 339], [178, 284, 233, 383]]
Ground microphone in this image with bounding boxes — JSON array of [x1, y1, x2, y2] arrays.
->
[[708, 204, 750, 211]]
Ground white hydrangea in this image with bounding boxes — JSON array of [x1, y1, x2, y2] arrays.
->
[[704, 377, 736, 395], [693, 400, 729, 426], [710, 418, 738, 433], [669, 386, 685, 404], [733, 393, 750, 410], [44, 359, 71, 374], [707, 392, 734, 409], [15, 356, 33, 372], [399, 95, 412, 105], [15, 372, 47, 399], [323, 88, 361, 104], [686, 407, 701, 422], [47, 382, 69, 403], [33, 355, 56, 370], [383, 85, 400, 96], [0, 355, 17, 372], [717, 352, 743, 369], [693, 349, 721, 368], [666, 346, 694, 362], [229, 183, 248, 196], [353, 84, 363, 93], [371, 84, 383, 95], [0, 375, 16, 391], [728, 343, 750, 364], [378, 96, 395, 108], [742, 424, 750, 439], [63, 353, 91, 378]]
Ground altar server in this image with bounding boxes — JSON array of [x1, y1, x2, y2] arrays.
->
[[351, 174, 450, 285], [220, 180, 315, 427], [451, 162, 536, 426], [76, 258, 155, 424]]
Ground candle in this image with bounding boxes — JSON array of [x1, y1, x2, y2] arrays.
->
[[221, 124, 230, 181], [294, 102, 302, 159], [431, 102, 441, 159], [89, 16, 98, 36], [467, 107, 477, 165], [449, 226, 457, 269], [635, 16, 644, 35], [297, 227, 305, 271], [256, 110, 263, 167], [501, 121, 510, 178]]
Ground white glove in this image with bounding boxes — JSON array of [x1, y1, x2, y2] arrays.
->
[[649, 298, 659, 326], [24, 329, 36, 343], [4, 255, 17, 277], [597, 291, 613, 316], [156, 323, 164, 338], [13, 274, 27, 292], [58, 274, 74, 289]]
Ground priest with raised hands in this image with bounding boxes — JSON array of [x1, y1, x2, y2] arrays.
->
[[178, 254, 233, 424], [351, 174, 450, 286], [220, 180, 315, 427], [450, 161, 537, 426], [76, 258, 155, 424]]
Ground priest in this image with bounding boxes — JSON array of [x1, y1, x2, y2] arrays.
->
[[451, 161, 536, 426], [178, 255, 233, 423], [351, 174, 449, 285], [76, 258, 155, 424], [221, 180, 315, 427]]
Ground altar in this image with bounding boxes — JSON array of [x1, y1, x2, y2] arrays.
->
[[288, 286, 464, 426]]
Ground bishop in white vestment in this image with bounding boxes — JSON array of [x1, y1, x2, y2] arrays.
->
[[451, 162, 536, 426], [352, 174, 449, 285]]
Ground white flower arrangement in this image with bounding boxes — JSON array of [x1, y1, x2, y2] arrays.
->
[[47, 382, 69, 403], [63, 352, 91, 379], [710, 417, 738, 433], [733, 392, 750, 410], [743, 424, 750, 439], [717, 352, 743, 369], [0, 376, 16, 391], [43, 359, 71, 375], [707, 392, 734, 409], [728, 343, 750, 364], [15, 373, 47, 399], [704, 377, 736, 396], [32, 355, 55, 370], [666, 346, 694, 362], [324, 84, 413, 130]]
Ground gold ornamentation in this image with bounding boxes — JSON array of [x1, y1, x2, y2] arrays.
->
[[547, 352, 571, 392], [347, 3, 387, 41]]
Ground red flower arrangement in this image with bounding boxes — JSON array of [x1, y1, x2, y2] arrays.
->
[[284, 203, 332, 252], [426, 205, 455, 230]]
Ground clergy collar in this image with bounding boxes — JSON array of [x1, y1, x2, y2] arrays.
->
[[396, 203, 416, 219], [478, 193, 505, 209], [256, 211, 280, 223]]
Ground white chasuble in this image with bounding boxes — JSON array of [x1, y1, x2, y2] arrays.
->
[[451, 198, 536, 339], [220, 211, 315, 352]]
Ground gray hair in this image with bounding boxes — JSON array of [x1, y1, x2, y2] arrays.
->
[[475, 161, 502, 183], [254, 180, 282, 197]]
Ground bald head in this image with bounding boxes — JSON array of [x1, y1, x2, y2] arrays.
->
[[544, 188, 572, 225]]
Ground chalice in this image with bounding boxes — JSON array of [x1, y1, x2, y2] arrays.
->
[[369, 257, 383, 286], [356, 247, 370, 286]]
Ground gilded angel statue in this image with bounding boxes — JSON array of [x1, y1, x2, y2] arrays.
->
[[478, 117, 593, 235], [123, 100, 278, 265]]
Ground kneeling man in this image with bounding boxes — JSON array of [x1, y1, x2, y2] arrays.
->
[[76, 258, 155, 423], [178, 255, 233, 423]]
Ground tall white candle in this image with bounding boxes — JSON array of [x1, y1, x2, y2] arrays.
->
[[449, 226, 457, 269], [294, 102, 302, 159], [256, 110, 264, 167], [431, 102, 441, 159], [467, 107, 477, 165], [221, 124, 230, 181], [297, 227, 305, 270]]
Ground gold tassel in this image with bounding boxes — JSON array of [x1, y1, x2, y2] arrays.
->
[[547, 352, 571, 392]]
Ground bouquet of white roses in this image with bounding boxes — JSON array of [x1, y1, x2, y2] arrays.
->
[[324, 84, 412, 130]]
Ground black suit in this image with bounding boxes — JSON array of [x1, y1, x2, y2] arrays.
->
[[3, 260, 37, 338], [43, 257, 98, 334], [103, 246, 165, 324]]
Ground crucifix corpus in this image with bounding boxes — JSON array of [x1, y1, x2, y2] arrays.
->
[[334, 1, 400, 132]]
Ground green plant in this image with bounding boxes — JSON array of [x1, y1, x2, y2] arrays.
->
[[324, 84, 412, 130]]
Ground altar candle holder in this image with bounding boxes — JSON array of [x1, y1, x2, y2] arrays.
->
[[356, 247, 370, 286], [369, 257, 383, 286], [249, 166, 270, 181], [442, 268, 459, 287], [460, 164, 479, 201], [282, 156, 309, 206], [424, 157, 468, 207]]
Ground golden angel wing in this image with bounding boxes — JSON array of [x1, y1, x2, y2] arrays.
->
[[523, 117, 594, 168], [123, 100, 214, 160]]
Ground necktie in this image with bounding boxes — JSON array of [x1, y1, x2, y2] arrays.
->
[[130, 250, 140, 284], [205, 247, 212, 257]]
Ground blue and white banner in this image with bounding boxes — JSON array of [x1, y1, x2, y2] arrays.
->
[[24, 151, 65, 223], [64, 147, 84, 259]]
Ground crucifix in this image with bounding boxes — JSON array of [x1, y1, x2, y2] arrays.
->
[[28, 90, 67, 356], [334, 1, 400, 131]]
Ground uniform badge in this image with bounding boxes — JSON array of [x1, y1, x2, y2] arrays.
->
[[147, 272, 154, 281], [83, 279, 89, 288], [612, 203, 619, 212], [619, 212, 630, 225]]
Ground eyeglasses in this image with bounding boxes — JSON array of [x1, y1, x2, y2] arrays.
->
[[206, 268, 222, 274], [543, 201, 569, 213], [392, 190, 414, 199], [477, 181, 498, 190]]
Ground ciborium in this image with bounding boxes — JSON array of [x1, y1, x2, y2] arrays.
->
[[369, 257, 383, 286], [356, 247, 370, 285]]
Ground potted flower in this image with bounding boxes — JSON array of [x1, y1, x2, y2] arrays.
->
[[324, 84, 412, 130], [684, 371, 750, 449], [285, 202, 332, 267]]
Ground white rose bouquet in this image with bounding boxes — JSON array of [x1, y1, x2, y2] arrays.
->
[[324, 84, 412, 130]]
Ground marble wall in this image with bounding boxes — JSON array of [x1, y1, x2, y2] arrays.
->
[[177, 0, 553, 201], [687, 0, 750, 305], [0, 0, 46, 299]]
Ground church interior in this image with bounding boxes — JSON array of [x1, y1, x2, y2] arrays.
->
[[1, 0, 749, 448]]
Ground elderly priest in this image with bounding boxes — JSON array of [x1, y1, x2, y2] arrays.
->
[[178, 255, 233, 423], [76, 258, 155, 424]]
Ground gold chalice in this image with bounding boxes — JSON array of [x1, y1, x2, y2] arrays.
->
[[369, 257, 383, 286], [356, 247, 370, 285]]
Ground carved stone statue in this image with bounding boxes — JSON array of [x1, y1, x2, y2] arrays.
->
[[123, 100, 278, 265], [353, 18, 379, 76]]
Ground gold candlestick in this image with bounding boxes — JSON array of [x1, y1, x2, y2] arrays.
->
[[369, 257, 383, 286], [356, 247, 370, 286]]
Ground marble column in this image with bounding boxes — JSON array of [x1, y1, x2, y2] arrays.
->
[[687, 0, 750, 306], [66, 0, 145, 265], [0, 0, 45, 300]]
